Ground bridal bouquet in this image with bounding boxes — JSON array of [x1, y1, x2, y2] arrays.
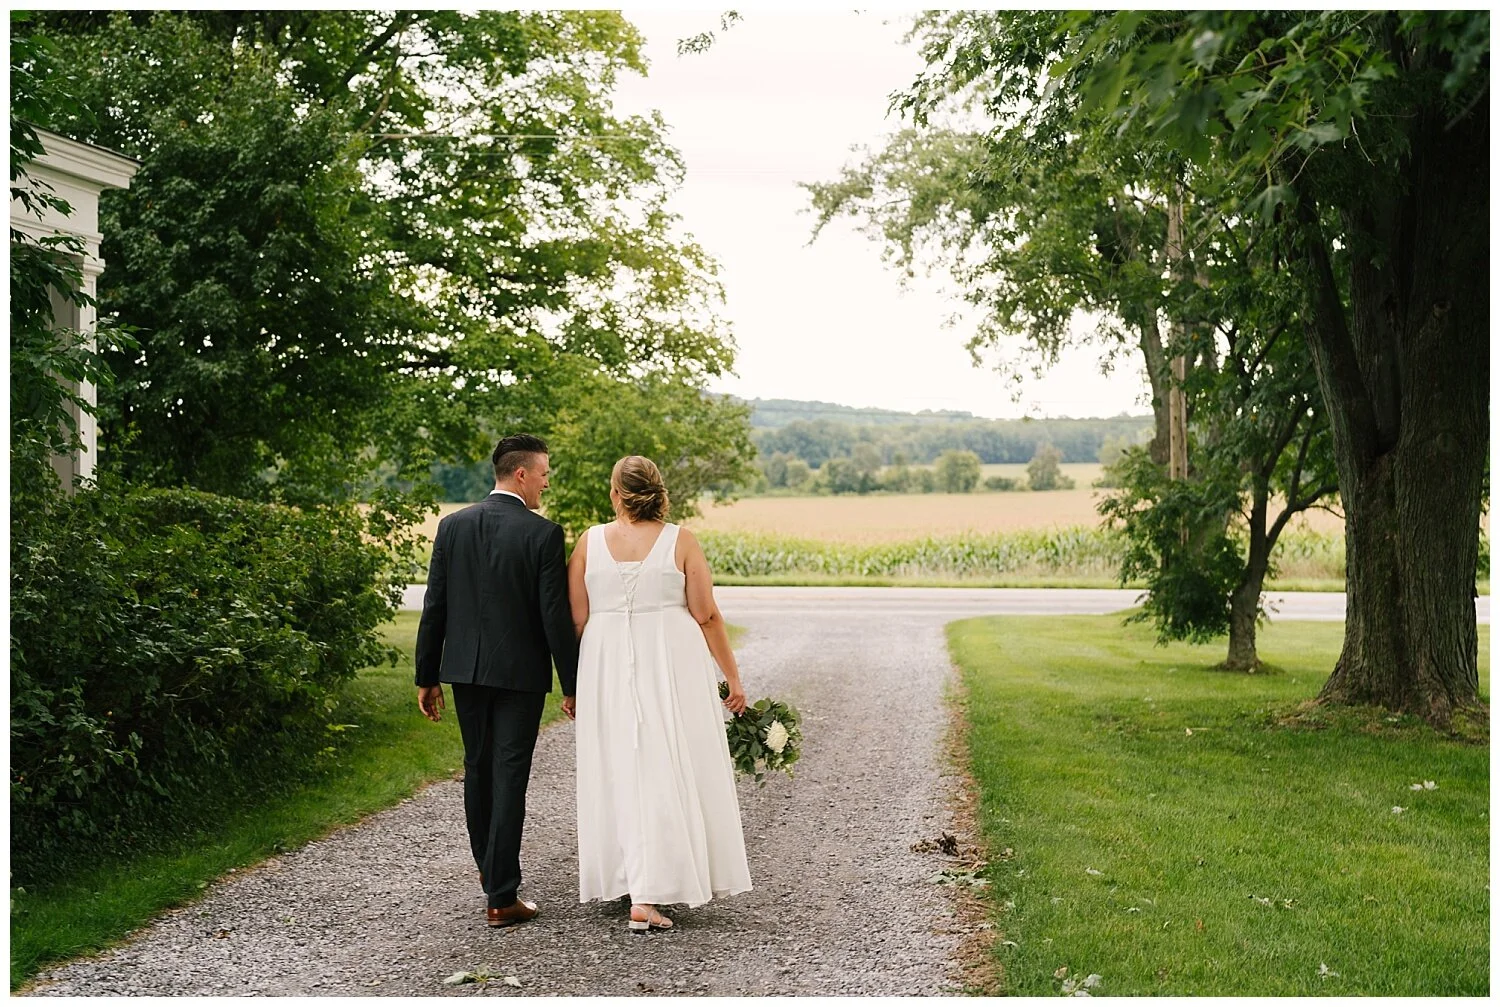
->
[[720, 682, 801, 785]]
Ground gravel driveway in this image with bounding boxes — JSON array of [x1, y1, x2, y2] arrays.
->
[[25, 600, 974, 996]]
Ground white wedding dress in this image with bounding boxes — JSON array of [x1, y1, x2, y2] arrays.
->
[[575, 522, 752, 907]]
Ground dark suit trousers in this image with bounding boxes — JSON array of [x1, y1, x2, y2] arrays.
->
[[450, 683, 546, 909]]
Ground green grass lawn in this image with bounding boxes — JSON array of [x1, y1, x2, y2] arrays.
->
[[948, 614, 1490, 996], [9, 613, 561, 990]]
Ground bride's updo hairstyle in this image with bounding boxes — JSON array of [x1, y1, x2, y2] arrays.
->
[[612, 455, 670, 523]]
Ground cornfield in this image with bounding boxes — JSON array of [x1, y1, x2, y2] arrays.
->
[[700, 527, 1126, 580], [698, 527, 1380, 583]]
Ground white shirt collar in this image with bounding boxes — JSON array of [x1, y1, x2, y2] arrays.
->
[[489, 489, 527, 507]]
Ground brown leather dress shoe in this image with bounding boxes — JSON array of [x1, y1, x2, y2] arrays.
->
[[486, 899, 539, 928]]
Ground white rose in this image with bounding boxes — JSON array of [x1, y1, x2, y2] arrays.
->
[[765, 719, 790, 755]]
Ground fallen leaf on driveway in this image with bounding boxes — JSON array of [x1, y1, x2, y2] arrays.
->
[[444, 969, 495, 986]]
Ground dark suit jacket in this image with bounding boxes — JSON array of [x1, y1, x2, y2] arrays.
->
[[414, 493, 579, 695]]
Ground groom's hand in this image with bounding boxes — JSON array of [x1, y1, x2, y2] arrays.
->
[[561, 695, 576, 721], [417, 685, 445, 722]]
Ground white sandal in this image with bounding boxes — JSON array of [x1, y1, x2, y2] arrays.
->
[[628, 904, 673, 932]]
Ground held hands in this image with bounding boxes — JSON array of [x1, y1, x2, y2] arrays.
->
[[417, 685, 445, 723], [561, 695, 576, 720]]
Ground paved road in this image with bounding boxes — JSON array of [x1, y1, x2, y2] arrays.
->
[[404, 584, 1491, 624]]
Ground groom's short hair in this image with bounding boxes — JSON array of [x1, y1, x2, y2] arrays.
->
[[493, 433, 549, 482]]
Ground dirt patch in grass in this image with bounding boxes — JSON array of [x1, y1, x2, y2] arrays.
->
[[933, 671, 1005, 996], [1275, 697, 1491, 745]]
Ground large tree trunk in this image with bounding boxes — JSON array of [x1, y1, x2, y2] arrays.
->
[[1293, 93, 1488, 727]]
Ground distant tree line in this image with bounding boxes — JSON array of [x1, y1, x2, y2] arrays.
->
[[742, 397, 976, 429], [424, 407, 1150, 502], [751, 414, 1152, 470], [753, 442, 1082, 496]]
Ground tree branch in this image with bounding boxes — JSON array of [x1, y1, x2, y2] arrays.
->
[[1260, 397, 1307, 482], [1293, 481, 1340, 511], [333, 12, 418, 99], [1290, 185, 1381, 467], [1445, 79, 1488, 131], [1268, 475, 1336, 546], [1244, 321, 1288, 378], [1281, 409, 1315, 490]]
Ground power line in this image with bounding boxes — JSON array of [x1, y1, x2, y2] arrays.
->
[[372, 132, 643, 141]]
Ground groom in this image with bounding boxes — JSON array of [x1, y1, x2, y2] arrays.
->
[[414, 433, 579, 927]]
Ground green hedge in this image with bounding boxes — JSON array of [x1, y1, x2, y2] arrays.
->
[[9, 481, 415, 880]]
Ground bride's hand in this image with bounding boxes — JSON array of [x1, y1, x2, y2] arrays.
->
[[722, 681, 747, 716]]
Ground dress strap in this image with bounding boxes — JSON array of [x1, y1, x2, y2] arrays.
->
[[655, 523, 682, 571]]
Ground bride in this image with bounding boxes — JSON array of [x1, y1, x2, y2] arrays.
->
[[565, 455, 753, 931]]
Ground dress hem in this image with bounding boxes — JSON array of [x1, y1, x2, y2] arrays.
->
[[578, 883, 753, 910]]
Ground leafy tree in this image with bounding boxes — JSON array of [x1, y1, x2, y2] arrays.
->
[[818, 456, 862, 496], [1096, 435, 1130, 467], [753, 418, 856, 469], [760, 451, 793, 489], [1064, 153, 1339, 670], [850, 442, 883, 493], [8, 17, 135, 499], [883, 453, 914, 493], [934, 449, 982, 493], [538, 369, 755, 537], [1101, 448, 1245, 646], [1036, 11, 1488, 724], [31, 12, 744, 504], [807, 107, 1180, 463], [1026, 443, 1074, 492], [427, 459, 495, 503], [783, 457, 813, 492], [815, 11, 1361, 677]]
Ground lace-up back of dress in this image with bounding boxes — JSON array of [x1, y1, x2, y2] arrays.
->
[[586, 523, 684, 616]]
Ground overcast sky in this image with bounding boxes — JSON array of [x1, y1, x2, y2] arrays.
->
[[610, 10, 1151, 420]]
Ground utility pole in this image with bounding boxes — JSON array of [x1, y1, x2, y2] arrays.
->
[[1166, 182, 1188, 481]]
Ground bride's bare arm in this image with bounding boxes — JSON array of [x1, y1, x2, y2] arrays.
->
[[679, 527, 746, 714], [567, 531, 589, 639]]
